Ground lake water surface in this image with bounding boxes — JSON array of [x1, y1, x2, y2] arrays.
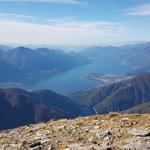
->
[[33, 58, 132, 94]]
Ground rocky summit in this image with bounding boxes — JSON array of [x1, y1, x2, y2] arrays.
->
[[0, 114, 150, 150]]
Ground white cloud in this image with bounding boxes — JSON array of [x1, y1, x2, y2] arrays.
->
[[126, 3, 150, 16], [0, 17, 127, 46], [0, 9, 128, 46], [0, 13, 37, 20], [0, 0, 84, 5]]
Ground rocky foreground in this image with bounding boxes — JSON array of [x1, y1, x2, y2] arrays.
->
[[0, 114, 150, 150]]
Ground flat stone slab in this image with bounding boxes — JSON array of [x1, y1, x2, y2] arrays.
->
[[129, 129, 150, 137]]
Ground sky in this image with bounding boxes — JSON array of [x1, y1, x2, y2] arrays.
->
[[0, 0, 150, 46]]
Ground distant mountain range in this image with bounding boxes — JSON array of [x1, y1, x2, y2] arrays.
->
[[0, 45, 11, 51], [0, 88, 81, 130], [126, 65, 150, 76], [0, 46, 89, 85], [71, 72, 150, 114], [80, 42, 150, 71], [0, 42, 150, 87], [121, 42, 150, 68]]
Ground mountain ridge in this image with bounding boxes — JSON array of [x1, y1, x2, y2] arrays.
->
[[0, 87, 81, 130], [0, 46, 89, 85], [71, 72, 150, 114]]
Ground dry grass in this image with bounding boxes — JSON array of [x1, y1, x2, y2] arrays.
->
[[108, 112, 120, 118]]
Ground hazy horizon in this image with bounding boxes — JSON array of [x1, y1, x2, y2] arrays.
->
[[1, 40, 150, 52]]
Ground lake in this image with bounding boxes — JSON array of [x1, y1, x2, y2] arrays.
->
[[32, 57, 133, 94]]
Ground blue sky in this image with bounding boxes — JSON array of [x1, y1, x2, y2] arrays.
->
[[0, 0, 150, 46]]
